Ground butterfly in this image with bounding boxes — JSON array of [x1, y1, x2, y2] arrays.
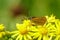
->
[[30, 17, 47, 26]]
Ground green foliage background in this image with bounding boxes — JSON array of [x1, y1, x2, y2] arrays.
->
[[0, 0, 60, 31]]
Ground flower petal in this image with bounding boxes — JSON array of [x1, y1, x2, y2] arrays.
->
[[11, 31, 18, 34], [33, 33, 40, 39], [55, 35, 60, 40], [11, 33, 19, 38], [38, 35, 42, 40], [16, 35, 20, 40], [43, 35, 49, 40], [30, 27, 38, 32], [49, 35, 53, 40], [19, 35, 23, 40], [24, 35, 28, 40], [27, 34, 32, 39], [28, 32, 34, 36]]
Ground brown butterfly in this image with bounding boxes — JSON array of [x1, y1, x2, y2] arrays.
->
[[31, 17, 47, 25]]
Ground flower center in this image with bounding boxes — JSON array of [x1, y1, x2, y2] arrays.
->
[[19, 28, 28, 35], [38, 27, 48, 35]]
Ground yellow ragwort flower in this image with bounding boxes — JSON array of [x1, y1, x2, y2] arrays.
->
[[23, 20, 32, 27], [0, 32, 5, 38], [0, 24, 4, 31], [45, 14, 56, 23], [45, 18, 60, 40], [0, 24, 5, 38], [11, 23, 33, 40], [53, 19, 60, 40], [31, 23, 55, 40]]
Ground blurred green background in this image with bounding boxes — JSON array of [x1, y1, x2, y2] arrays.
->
[[0, 0, 60, 31]]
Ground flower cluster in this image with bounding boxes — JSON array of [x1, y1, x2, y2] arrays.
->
[[0, 24, 5, 38], [0, 14, 60, 40]]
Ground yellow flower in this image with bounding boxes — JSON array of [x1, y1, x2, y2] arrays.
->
[[0, 24, 4, 31], [23, 20, 32, 27], [11, 23, 33, 40], [0, 24, 5, 38], [31, 23, 55, 40], [0, 32, 5, 38], [16, 23, 24, 30], [45, 14, 60, 40], [45, 14, 56, 22], [53, 19, 60, 40], [16, 20, 32, 30]]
